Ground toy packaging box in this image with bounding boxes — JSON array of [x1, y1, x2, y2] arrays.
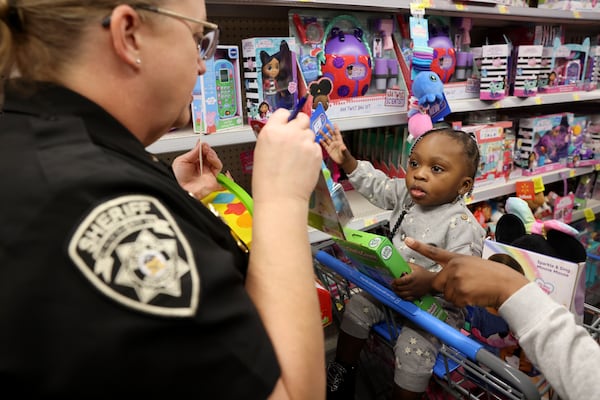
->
[[462, 121, 516, 185], [482, 239, 586, 323], [511, 45, 543, 98], [242, 37, 299, 130], [333, 228, 448, 321], [515, 112, 573, 175], [479, 44, 511, 101], [307, 105, 354, 239], [192, 46, 243, 134], [288, 9, 409, 120], [568, 115, 598, 167], [537, 37, 591, 94]]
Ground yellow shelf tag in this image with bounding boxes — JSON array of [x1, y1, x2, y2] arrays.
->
[[534, 97, 543, 105], [497, 5, 508, 13], [584, 208, 596, 222], [569, 169, 576, 177], [532, 176, 544, 193]]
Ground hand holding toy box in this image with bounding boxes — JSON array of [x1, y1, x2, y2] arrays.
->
[[333, 228, 448, 322]]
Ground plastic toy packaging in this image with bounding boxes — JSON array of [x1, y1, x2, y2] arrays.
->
[[288, 9, 410, 120]]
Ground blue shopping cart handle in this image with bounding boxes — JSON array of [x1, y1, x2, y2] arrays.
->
[[315, 250, 483, 360]]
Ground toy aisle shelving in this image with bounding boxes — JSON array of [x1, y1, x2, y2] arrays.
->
[[148, 0, 600, 241]]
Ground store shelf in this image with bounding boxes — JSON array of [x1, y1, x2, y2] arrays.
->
[[208, 0, 600, 23], [146, 112, 410, 154], [471, 165, 599, 203], [449, 90, 600, 113], [573, 199, 600, 223]]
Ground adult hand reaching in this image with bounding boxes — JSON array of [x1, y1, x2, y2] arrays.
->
[[404, 237, 529, 309]]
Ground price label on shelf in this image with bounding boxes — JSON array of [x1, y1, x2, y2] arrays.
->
[[534, 97, 543, 105], [584, 208, 596, 222], [497, 5, 508, 13]]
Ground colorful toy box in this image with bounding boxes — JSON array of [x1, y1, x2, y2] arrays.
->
[[479, 44, 511, 101], [483, 239, 586, 323], [537, 37, 590, 94], [242, 37, 299, 129], [567, 115, 598, 167], [462, 121, 515, 185], [333, 228, 448, 321], [192, 45, 243, 134], [288, 9, 409, 120], [511, 45, 543, 98], [515, 112, 573, 175]]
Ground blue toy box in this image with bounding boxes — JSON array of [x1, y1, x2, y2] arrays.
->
[[192, 45, 243, 134]]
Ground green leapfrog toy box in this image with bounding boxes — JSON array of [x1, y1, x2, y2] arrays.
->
[[333, 228, 448, 321]]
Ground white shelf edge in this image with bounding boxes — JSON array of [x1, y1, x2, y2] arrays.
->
[[572, 199, 600, 223], [449, 90, 600, 113], [471, 165, 598, 203], [146, 126, 256, 154]]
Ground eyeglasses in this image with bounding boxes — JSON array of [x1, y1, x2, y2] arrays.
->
[[102, 4, 220, 60]]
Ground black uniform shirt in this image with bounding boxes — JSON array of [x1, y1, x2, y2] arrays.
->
[[0, 82, 280, 398]]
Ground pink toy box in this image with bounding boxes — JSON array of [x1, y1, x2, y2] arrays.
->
[[192, 45, 243, 135], [515, 112, 573, 176], [479, 44, 511, 101], [242, 37, 299, 131], [511, 45, 544, 98], [462, 121, 516, 185], [537, 37, 590, 94], [288, 9, 409, 120]]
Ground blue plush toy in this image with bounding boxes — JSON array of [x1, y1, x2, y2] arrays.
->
[[407, 71, 445, 141]]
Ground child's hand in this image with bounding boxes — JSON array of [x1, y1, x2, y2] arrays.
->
[[319, 123, 348, 165], [390, 264, 436, 301]]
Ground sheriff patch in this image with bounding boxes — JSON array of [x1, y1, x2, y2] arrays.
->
[[68, 195, 199, 317]]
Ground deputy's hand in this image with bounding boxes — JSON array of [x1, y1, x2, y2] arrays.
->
[[172, 141, 224, 200], [252, 109, 322, 207]]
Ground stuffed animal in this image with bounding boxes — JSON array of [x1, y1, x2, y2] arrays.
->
[[407, 71, 444, 142]]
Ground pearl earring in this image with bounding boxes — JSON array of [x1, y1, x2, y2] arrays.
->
[[135, 58, 142, 65]]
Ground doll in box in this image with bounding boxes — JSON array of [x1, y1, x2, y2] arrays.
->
[[260, 40, 294, 110]]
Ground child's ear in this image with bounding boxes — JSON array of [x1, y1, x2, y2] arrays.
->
[[459, 177, 473, 196]]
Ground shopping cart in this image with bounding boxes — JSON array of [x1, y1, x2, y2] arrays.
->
[[314, 249, 544, 400]]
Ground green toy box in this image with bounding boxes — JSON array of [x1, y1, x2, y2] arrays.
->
[[333, 228, 447, 321]]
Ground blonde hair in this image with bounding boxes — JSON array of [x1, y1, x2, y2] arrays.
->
[[0, 0, 161, 83]]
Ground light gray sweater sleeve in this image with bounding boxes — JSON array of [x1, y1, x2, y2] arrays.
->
[[499, 282, 600, 399], [346, 160, 409, 210]]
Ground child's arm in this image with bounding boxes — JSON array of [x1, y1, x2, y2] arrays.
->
[[319, 123, 358, 174]]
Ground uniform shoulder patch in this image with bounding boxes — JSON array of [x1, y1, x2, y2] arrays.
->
[[68, 195, 199, 317]]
